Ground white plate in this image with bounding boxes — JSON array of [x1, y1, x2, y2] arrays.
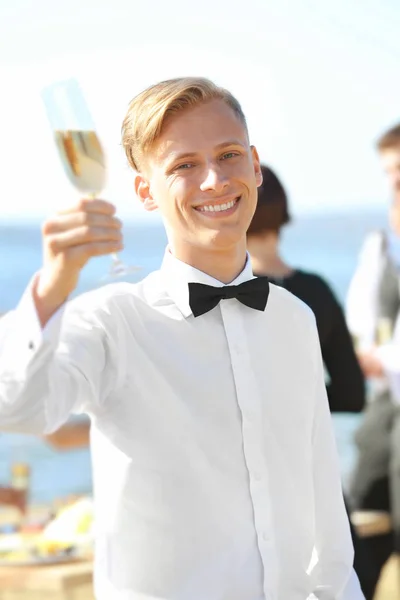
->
[[0, 535, 81, 567], [0, 549, 82, 567]]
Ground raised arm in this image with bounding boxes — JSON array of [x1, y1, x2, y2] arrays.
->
[[0, 198, 123, 435], [0, 284, 121, 435]]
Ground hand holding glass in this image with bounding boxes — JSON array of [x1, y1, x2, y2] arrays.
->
[[41, 78, 138, 278]]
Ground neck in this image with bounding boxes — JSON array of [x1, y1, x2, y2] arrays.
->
[[169, 237, 248, 284], [247, 233, 294, 278]]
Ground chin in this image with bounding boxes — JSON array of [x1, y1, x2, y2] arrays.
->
[[200, 226, 246, 249]]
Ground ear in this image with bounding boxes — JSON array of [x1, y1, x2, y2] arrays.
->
[[250, 145, 263, 188], [134, 174, 158, 212]]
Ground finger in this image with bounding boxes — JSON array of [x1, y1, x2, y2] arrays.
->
[[58, 198, 116, 216], [44, 213, 122, 234], [69, 240, 124, 260], [47, 226, 122, 252]]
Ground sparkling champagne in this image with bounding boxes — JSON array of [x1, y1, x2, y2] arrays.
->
[[54, 129, 106, 195]]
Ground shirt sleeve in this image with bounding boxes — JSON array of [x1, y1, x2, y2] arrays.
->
[[0, 275, 123, 436], [345, 231, 384, 348], [308, 319, 365, 599]]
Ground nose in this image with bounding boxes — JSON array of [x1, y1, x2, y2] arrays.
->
[[199, 162, 229, 194]]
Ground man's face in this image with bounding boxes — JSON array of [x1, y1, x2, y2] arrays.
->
[[136, 99, 262, 255], [380, 145, 400, 198], [380, 146, 400, 233]]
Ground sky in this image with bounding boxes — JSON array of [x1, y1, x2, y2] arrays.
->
[[0, 0, 400, 221]]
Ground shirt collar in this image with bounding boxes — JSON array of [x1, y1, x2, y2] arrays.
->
[[160, 247, 255, 318]]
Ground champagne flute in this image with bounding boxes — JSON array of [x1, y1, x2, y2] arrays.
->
[[41, 78, 139, 279]]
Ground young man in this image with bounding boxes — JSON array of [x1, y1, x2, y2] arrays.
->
[[0, 78, 363, 599], [348, 122, 400, 381]]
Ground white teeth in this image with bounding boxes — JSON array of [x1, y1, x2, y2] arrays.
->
[[198, 199, 237, 212]]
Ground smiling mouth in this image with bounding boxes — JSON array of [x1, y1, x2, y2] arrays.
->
[[194, 197, 240, 213]]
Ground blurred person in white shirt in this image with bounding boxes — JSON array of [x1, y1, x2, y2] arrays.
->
[[346, 122, 400, 581]]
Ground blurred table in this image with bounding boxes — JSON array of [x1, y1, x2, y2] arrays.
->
[[0, 559, 93, 599], [0, 505, 93, 599]]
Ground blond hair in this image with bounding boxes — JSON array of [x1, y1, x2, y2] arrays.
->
[[121, 77, 247, 172], [377, 123, 400, 152]]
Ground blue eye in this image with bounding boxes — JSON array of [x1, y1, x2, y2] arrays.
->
[[176, 163, 193, 170]]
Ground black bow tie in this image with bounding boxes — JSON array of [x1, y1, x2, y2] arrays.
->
[[188, 277, 270, 317]]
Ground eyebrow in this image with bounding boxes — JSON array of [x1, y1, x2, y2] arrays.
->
[[214, 139, 247, 150], [165, 140, 247, 165]]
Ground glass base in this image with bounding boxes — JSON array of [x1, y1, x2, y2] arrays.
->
[[101, 254, 141, 281]]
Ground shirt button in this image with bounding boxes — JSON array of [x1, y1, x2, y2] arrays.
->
[[262, 532, 270, 542], [28, 341, 34, 350], [253, 472, 262, 481]]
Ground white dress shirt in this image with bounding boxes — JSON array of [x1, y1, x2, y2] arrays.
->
[[0, 250, 363, 600], [346, 231, 400, 402]]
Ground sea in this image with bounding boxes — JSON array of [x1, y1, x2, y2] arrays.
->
[[0, 209, 387, 505]]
